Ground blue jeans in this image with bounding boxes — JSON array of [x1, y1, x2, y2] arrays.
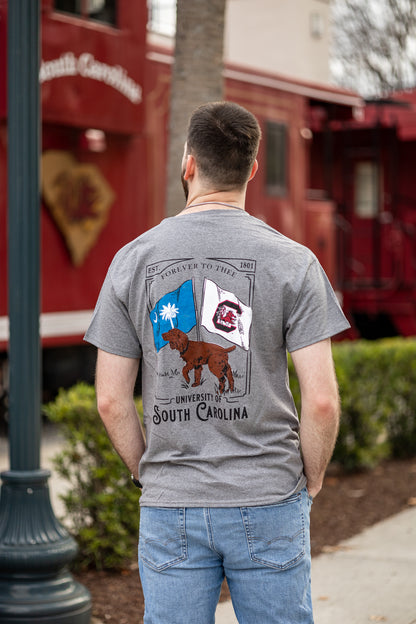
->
[[138, 488, 313, 623]]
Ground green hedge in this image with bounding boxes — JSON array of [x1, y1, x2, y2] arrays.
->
[[289, 337, 416, 471], [45, 338, 416, 569], [44, 383, 143, 571]]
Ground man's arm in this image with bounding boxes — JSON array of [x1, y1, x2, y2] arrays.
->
[[291, 338, 340, 498], [95, 348, 145, 480]]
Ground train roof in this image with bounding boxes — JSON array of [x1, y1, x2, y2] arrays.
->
[[146, 40, 363, 123], [363, 91, 416, 140], [316, 88, 416, 140]]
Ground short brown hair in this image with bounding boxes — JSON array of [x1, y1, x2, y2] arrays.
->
[[186, 101, 261, 190]]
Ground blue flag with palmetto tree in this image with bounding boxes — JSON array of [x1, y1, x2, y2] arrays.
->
[[149, 279, 197, 352]]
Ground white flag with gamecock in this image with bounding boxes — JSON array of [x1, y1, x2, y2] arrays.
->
[[201, 279, 252, 350]]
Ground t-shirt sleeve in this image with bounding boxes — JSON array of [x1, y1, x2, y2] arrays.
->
[[84, 271, 142, 359], [285, 256, 350, 352]]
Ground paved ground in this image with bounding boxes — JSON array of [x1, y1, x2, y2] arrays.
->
[[215, 506, 416, 624], [310, 506, 416, 624]]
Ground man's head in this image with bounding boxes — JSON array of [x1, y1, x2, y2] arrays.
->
[[182, 101, 261, 197]]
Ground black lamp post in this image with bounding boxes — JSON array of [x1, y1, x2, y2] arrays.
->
[[0, 2, 91, 621]]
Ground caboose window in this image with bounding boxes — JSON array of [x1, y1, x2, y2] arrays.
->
[[354, 161, 380, 218], [265, 121, 287, 196], [55, 0, 117, 27], [148, 0, 176, 36]]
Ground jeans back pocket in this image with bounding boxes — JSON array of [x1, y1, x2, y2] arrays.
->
[[241, 491, 307, 571], [139, 507, 188, 572]]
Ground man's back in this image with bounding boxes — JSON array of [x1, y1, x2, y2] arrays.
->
[[87, 208, 347, 507]]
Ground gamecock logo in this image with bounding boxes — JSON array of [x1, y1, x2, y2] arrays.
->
[[212, 300, 242, 333]]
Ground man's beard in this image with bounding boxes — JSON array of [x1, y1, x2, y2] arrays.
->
[[181, 168, 189, 200]]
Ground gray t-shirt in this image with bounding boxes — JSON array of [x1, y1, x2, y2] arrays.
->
[[85, 209, 350, 507]]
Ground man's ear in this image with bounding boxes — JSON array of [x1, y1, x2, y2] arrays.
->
[[183, 154, 196, 180], [248, 159, 258, 182]]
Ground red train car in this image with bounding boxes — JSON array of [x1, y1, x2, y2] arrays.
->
[[310, 93, 416, 338], [0, 0, 148, 395]]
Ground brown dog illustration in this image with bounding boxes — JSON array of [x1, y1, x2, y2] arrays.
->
[[162, 328, 235, 394]]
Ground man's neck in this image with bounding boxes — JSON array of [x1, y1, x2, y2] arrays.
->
[[179, 191, 246, 215]]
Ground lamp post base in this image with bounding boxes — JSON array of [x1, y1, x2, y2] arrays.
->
[[0, 572, 91, 623], [0, 470, 91, 623]]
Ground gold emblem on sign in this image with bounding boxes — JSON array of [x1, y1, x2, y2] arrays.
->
[[41, 150, 115, 266]]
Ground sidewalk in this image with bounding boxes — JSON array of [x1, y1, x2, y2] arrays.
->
[[216, 506, 416, 624], [1, 432, 416, 624]]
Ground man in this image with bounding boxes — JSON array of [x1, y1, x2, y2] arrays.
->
[[85, 101, 350, 623]]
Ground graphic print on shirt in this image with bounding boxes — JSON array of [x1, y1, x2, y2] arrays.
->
[[161, 327, 236, 394], [201, 279, 252, 350], [150, 279, 197, 352], [146, 257, 255, 405]]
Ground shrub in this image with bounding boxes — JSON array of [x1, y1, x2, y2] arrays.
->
[[379, 339, 416, 458], [44, 382, 143, 571], [331, 341, 391, 470], [289, 337, 416, 471]]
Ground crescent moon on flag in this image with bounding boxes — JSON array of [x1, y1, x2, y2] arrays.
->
[[153, 312, 158, 323]]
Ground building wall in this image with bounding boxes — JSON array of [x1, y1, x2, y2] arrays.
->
[[224, 0, 331, 84], [148, 0, 332, 85]]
